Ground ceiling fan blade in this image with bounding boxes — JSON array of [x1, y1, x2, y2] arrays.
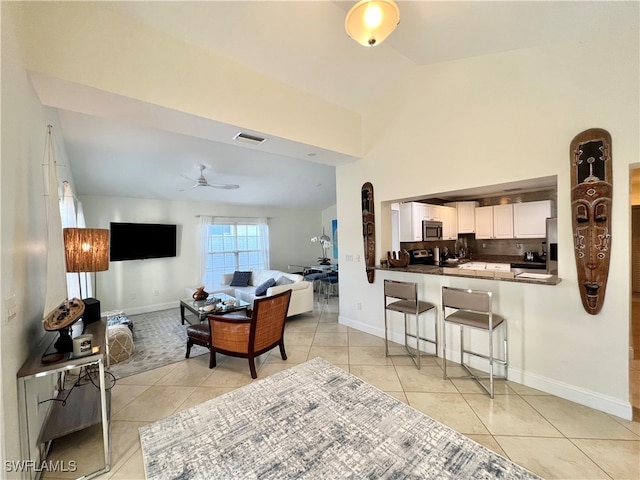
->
[[206, 183, 240, 190], [179, 184, 199, 191], [180, 173, 197, 182]]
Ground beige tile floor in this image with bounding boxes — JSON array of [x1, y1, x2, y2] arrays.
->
[[43, 295, 640, 480]]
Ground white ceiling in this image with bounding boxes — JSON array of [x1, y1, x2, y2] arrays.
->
[[38, 1, 637, 209]]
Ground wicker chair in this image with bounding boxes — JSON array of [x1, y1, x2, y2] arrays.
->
[[206, 289, 292, 379]]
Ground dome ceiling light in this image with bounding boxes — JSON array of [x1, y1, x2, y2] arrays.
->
[[345, 0, 400, 47]]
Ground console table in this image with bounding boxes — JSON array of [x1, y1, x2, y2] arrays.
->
[[16, 319, 110, 480]]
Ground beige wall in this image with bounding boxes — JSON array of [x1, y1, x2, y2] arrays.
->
[[337, 29, 639, 418], [21, 2, 361, 160]]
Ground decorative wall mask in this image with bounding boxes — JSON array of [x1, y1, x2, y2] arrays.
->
[[361, 182, 375, 283], [570, 128, 612, 315]]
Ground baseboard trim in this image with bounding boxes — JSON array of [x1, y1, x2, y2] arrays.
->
[[122, 301, 178, 316], [339, 314, 633, 421]]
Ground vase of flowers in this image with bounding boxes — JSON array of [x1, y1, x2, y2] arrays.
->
[[311, 229, 333, 265]]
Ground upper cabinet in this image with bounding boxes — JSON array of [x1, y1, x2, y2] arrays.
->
[[513, 200, 552, 238], [493, 204, 514, 239], [440, 205, 457, 240], [423, 204, 440, 221], [399, 202, 426, 242], [474, 206, 494, 239], [446, 201, 478, 234], [475, 204, 514, 239]]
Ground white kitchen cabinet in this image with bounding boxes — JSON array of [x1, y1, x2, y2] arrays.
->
[[493, 204, 514, 239], [440, 205, 457, 240], [399, 202, 427, 242], [513, 200, 552, 238], [424, 204, 440, 221], [446, 201, 478, 233], [474, 206, 493, 239]]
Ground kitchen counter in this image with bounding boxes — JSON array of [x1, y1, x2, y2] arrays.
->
[[376, 262, 560, 285]]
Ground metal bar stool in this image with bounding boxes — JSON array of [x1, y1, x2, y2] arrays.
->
[[383, 280, 437, 369], [441, 286, 508, 398]]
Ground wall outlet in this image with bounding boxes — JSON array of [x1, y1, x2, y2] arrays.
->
[[345, 254, 354, 262], [482, 243, 486, 248], [154, 290, 159, 296], [356, 302, 362, 310], [355, 254, 361, 262]]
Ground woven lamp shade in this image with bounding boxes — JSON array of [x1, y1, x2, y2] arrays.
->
[[64, 228, 110, 272]]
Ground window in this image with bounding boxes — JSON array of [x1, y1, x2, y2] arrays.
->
[[199, 217, 269, 285]]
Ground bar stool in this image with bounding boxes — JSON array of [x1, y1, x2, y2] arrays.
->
[[383, 280, 437, 369], [441, 286, 508, 398]]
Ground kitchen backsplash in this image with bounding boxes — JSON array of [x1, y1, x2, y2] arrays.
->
[[401, 235, 546, 259]]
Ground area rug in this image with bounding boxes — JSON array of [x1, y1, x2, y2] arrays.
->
[[108, 308, 206, 379], [139, 357, 541, 480]]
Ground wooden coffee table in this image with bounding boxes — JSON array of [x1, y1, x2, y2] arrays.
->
[[180, 293, 250, 325]]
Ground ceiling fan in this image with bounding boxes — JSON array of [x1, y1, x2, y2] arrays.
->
[[180, 164, 239, 191]]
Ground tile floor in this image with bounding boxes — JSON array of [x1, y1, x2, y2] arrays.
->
[[44, 295, 640, 480]]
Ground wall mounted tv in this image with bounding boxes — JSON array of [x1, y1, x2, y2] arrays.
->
[[110, 222, 177, 261]]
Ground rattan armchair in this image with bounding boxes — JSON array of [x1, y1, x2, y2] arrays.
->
[[207, 289, 292, 379]]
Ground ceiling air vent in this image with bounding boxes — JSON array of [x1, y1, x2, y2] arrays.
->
[[233, 132, 267, 145]]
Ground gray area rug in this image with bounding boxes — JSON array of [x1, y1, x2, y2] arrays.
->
[[139, 357, 541, 480], [108, 308, 206, 379]]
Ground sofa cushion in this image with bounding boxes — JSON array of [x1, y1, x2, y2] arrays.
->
[[230, 271, 252, 287], [276, 276, 294, 286], [255, 278, 276, 296], [251, 270, 279, 286]]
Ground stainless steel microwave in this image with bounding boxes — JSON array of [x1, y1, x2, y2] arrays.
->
[[422, 220, 443, 241]]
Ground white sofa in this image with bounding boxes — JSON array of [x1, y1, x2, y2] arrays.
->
[[186, 270, 314, 317]]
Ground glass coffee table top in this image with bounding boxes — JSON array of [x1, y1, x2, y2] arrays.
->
[[180, 293, 250, 325]]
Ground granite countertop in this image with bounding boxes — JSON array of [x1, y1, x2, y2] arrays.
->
[[375, 259, 560, 286]]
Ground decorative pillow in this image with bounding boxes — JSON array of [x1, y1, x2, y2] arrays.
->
[[276, 276, 294, 286], [255, 278, 276, 296], [230, 271, 252, 287]]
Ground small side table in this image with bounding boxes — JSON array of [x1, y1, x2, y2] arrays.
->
[[17, 319, 110, 480]]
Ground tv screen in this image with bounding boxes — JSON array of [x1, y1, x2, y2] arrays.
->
[[110, 222, 177, 261]]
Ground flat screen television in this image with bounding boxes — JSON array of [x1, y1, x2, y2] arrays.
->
[[110, 222, 177, 261]]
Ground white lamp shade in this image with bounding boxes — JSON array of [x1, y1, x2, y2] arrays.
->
[[345, 0, 400, 47]]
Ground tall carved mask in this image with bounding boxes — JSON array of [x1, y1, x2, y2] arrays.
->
[[570, 129, 612, 315]]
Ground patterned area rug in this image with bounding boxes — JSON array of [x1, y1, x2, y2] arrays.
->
[[108, 308, 206, 379], [139, 357, 541, 480]]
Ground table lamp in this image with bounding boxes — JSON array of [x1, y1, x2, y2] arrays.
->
[[64, 228, 110, 324]]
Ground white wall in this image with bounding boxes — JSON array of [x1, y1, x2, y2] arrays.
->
[[80, 195, 322, 314], [0, 3, 80, 473], [337, 29, 639, 418]]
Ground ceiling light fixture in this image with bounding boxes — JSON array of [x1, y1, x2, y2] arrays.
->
[[345, 0, 400, 47]]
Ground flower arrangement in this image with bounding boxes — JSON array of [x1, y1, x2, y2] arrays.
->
[[311, 229, 333, 265]]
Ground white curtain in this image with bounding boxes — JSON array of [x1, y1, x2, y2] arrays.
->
[[256, 218, 270, 269], [60, 181, 92, 298], [197, 215, 214, 286]]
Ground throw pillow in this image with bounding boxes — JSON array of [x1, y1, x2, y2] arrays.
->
[[255, 278, 276, 296], [230, 271, 252, 287], [276, 276, 294, 286]]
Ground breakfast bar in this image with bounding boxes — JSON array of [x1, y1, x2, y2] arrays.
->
[[376, 260, 560, 285]]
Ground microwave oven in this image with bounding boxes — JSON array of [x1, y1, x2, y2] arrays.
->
[[422, 220, 443, 241]]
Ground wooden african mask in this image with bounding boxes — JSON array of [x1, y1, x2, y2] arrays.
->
[[570, 128, 612, 315], [361, 182, 375, 283]]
